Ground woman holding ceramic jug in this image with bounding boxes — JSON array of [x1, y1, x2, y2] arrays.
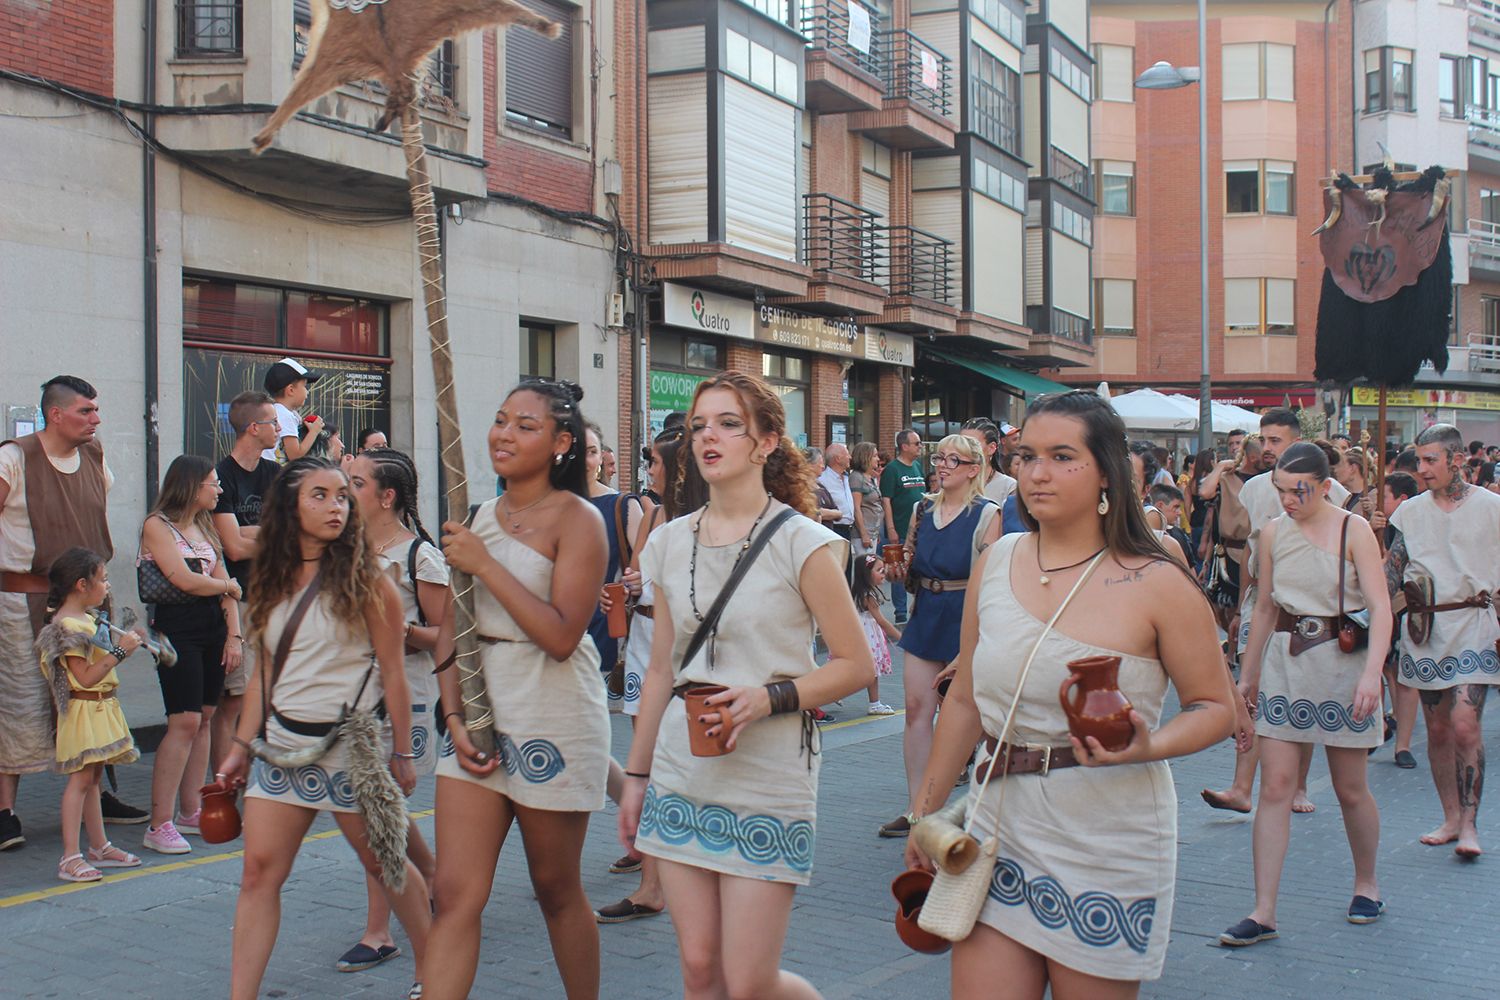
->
[[905, 391, 1238, 998], [619, 370, 873, 999]]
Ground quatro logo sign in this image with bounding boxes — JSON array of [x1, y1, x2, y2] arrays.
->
[[692, 291, 707, 323]]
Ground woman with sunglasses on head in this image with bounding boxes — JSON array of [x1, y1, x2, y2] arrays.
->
[[424, 379, 610, 1000], [906, 391, 1239, 998], [619, 370, 873, 999], [217, 457, 427, 1000], [879, 434, 1002, 838], [961, 417, 1017, 509]]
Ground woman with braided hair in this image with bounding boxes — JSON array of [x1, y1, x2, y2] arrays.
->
[[339, 447, 451, 974], [427, 378, 610, 999]]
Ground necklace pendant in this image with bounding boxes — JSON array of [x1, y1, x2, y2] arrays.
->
[[1039, 574, 1050, 586]]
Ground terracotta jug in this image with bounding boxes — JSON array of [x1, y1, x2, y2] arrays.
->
[[198, 779, 242, 844], [683, 685, 733, 757], [890, 869, 951, 954], [1058, 655, 1134, 753]]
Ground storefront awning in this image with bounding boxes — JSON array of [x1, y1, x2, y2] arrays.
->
[[922, 346, 1071, 398]]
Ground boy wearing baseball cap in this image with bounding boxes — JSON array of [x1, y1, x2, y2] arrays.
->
[[261, 357, 323, 463]]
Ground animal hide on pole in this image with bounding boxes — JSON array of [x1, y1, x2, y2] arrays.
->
[[251, 0, 564, 760], [1312, 164, 1454, 497]]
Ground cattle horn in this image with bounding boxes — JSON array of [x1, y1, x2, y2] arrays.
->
[[1421, 176, 1451, 230], [1312, 188, 1343, 236]]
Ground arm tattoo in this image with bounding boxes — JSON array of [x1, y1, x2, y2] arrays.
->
[[1179, 703, 1206, 713], [1384, 530, 1408, 598]]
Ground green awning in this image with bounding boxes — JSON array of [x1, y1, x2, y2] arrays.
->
[[923, 346, 1071, 398]]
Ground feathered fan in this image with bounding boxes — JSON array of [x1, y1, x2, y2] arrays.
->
[[249, 0, 564, 763]]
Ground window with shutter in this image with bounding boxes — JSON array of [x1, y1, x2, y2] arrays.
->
[[507, 0, 576, 137]]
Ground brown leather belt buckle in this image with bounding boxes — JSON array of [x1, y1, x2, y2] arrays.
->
[[1295, 617, 1329, 640], [929, 579, 946, 594], [1036, 745, 1053, 777]]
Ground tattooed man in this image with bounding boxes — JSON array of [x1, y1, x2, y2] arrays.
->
[[1385, 423, 1500, 858]]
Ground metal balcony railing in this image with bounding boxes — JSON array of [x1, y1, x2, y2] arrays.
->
[[801, 1, 882, 79], [1467, 104, 1500, 150], [879, 29, 951, 118], [1470, 218, 1500, 268], [802, 194, 884, 285], [1049, 147, 1093, 201], [886, 226, 953, 304]]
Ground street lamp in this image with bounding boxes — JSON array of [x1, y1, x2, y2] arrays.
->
[[1135, 0, 1213, 454]]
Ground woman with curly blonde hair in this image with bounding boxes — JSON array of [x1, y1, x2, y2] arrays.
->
[[619, 370, 874, 998], [218, 458, 427, 1000], [879, 432, 1001, 837]]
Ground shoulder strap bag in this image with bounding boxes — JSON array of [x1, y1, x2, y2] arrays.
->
[[250, 573, 344, 768], [1337, 514, 1370, 654], [136, 514, 206, 607], [916, 547, 1109, 943], [678, 508, 798, 674]]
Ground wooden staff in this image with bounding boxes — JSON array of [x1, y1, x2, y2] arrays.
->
[[399, 99, 494, 761], [1375, 385, 1388, 503]]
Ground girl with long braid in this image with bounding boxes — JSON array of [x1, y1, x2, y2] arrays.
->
[[426, 379, 610, 1000], [339, 447, 451, 974]]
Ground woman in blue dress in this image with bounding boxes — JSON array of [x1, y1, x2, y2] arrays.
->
[[583, 423, 644, 694], [879, 433, 1001, 837]]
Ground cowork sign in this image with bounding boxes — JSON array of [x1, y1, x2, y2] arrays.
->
[[662, 283, 754, 339]]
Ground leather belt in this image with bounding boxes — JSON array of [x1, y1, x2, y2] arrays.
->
[[1407, 592, 1492, 614], [633, 604, 654, 620], [1222, 539, 1246, 550], [912, 576, 968, 594], [1274, 609, 1339, 640], [973, 737, 1081, 781], [477, 634, 518, 644], [0, 571, 48, 594], [69, 690, 116, 702]]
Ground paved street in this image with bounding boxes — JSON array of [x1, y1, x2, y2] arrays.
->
[[3, 642, 1497, 1000]]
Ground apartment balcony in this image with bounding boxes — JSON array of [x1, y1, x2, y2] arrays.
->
[[870, 226, 958, 332], [790, 194, 890, 315], [1048, 148, 1093, 202], [648, 243, 812, 299], [1466, 105, 1500, 172], [157, 0, 485, 203], [846, 30, 955, 151], [1470, 0, 1500, 44], [1021, 306, 1096, 367], [954, 312, 1033, 352], [1470, 218, 1500, 281], [801, 1, 885, 114]]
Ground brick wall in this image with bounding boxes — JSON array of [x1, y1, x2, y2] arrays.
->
[[810, 357, 847, 449], [482, 31, 593, 212], [878, 367, 906, 457], [1, 0, 113, 95], [1116, 8, 1351, 390], [615, 0, 646, 237]]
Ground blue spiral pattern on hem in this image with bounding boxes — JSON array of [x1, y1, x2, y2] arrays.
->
[[1256, 692, 1374, 732], [250, 761, 356, 809], [433, 730, 566, 782], [1399, 648, 1500, 684], [988, 857, 1154, 954], [638, 786, 813, 873], [623, 670, 643, 703]]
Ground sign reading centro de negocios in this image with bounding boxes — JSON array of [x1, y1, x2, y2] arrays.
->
[[757, 305, 861, 356], [662, 283, 755, 339]]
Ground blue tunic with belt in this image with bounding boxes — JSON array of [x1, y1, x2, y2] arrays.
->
[[898, 498, 996, 663], [586, 492, 628, 671]]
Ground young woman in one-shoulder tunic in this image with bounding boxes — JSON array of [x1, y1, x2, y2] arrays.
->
[[883, 433, 1000, 838], [620, 371, 873, 999], [425, 380, 610, 1000], [907, 391, 1237, 998], [217, 459, 428, 1000], [1223, 443, 1392, 946]]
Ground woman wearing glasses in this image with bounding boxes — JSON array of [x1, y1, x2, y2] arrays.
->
[[879, 434, 1001, 838]]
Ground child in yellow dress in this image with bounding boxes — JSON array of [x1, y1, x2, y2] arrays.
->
[[35, 548, 145, 883]]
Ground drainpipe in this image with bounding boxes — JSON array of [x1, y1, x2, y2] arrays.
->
[[142, 0, 160, 505]]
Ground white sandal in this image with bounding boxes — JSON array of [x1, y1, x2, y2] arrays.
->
[[87, 841, 142, 868], [58, 853, 103, 883]]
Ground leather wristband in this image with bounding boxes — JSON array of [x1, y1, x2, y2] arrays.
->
[[765, 680, 800, 716], [109, 645, 129, 661]]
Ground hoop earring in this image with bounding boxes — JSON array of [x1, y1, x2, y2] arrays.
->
[[1097, 491, 1110, 516]]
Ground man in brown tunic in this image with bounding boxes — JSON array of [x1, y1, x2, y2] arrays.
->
[[0, 376, 144, 850]]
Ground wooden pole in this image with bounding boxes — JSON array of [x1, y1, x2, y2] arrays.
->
[[399, 100, 494, 761], [1375, 384, 1388, 502]]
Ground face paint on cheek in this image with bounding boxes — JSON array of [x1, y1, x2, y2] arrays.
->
[[1293, 482, 1311, 503]]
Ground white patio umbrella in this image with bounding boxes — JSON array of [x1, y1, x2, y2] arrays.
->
[[1107, 389, 1199, 432], [1208, 400, 1261, 434]]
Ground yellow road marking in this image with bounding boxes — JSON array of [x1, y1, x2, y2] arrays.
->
[[818, 709, 905, 732], [0, 808, 436, 910]]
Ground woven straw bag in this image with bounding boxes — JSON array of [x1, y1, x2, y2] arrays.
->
[[917, 551, 1106, 942]]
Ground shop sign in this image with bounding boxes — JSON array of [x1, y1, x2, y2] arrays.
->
[[757, 305, 862, 356], [648, 370, 707, 436], [1211, 390, 1317, 409], [1351, 386, 1500, 411], [863, 328, 914, 367], [662, 283, 755, 339]]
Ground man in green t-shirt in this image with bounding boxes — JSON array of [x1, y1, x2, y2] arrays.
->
[[880, 428, 926, 623]]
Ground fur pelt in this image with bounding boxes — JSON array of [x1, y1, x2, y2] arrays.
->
[[343, 708, 409, 891], [34, 621, 97, 716], [251, 0, 563, 153], [1314, 166, 1454, 386]]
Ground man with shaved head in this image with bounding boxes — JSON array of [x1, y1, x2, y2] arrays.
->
[[0, 376, 145, 851], [1385, 423, 1500, 859]]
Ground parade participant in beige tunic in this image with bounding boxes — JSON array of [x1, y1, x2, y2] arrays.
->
[[620, 371, 873, 1000], [1220, 443, 1392, 947], [1385, 423, 1500, 859], [1202, 408, 1347, 817], [907, 391, 1238, 999]]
